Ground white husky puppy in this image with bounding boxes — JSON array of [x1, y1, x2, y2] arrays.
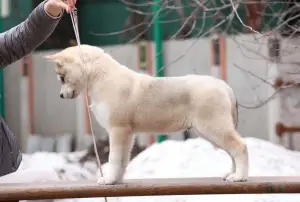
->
[[45, 45, 248, 185]]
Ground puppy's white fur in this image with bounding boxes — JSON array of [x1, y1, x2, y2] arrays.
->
[[45, 45, 248, 184]]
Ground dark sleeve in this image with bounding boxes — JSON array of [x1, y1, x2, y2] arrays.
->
[[0, 115, 22, 177], [0, 0, 63, 69]]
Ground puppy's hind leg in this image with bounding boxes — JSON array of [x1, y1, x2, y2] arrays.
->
[[195, 121, 248, 182], [97, 125, 134, 185], [221, 131, 248, 182]]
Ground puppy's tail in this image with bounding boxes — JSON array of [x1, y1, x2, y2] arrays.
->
[[228, 87, 239, 129]]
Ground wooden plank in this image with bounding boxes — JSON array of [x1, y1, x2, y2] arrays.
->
[[0, 177, 300, 201]]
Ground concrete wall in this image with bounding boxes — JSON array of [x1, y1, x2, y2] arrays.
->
[[3, 34, 276, 151]]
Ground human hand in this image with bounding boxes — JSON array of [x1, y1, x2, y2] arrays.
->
[[44, 0, 77, 17]]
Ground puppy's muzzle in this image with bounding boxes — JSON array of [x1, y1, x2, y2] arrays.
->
[[60, 90, 76, 99]]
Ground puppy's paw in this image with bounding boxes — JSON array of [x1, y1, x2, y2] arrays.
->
[[97, 173, 123, 185], [222, 172, 232, 180], [223, 173, 247, 182], [97, 176, 118, 185]]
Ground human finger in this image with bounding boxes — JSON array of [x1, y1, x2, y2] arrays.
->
[[57, 0, 70, 12], [67, 0, 76, 11], [67, 0, 74, 7]]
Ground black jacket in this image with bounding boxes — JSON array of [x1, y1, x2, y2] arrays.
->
[[0, 0, 62, 176], [0, 116, 22, 177], [0, 0, 62, 68]]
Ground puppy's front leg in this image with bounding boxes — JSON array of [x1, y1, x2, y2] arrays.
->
[[97, 125, 133, 185]]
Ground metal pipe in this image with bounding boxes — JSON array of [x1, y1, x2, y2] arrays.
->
[[138, 40, 155, 145], [153, 0, 166, 143], [1, 177, 300, 201]]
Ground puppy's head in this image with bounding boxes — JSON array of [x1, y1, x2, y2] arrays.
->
[[44, 50, 86, 99]]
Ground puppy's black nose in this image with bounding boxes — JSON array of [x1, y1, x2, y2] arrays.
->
[[60, 93, 64, 98]]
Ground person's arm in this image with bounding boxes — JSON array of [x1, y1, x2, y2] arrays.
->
[[0, 0, 63, 68]]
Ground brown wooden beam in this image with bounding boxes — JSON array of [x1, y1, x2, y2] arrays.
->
[[1, 177, 300, 201], [274, 78, 300, 138], [245, 0, 265, 33], [274, 78, 300, 89], [276, 122, 300, 137]]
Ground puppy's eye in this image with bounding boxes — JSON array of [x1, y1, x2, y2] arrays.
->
[[57, 75, 65, 83], [60, 76, 65, 83]]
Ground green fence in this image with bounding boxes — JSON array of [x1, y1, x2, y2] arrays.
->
[[0, 0, 284, 48], [0, 0, 32, 118], [78, 0, 283, 46]]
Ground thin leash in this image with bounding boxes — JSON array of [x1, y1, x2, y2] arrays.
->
[[70, 8, 108, 201]]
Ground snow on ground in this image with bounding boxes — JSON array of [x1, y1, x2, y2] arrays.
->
[[13, 137, 300, 202]]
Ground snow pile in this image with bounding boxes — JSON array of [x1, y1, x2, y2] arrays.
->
[[17, 137, 300, 202], [19, 150, 99, 181]]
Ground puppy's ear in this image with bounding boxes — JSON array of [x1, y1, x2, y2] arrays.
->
[[44, 53, 59, 61], [44, 52, 75, 68], [44, 53, 64, 67]]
